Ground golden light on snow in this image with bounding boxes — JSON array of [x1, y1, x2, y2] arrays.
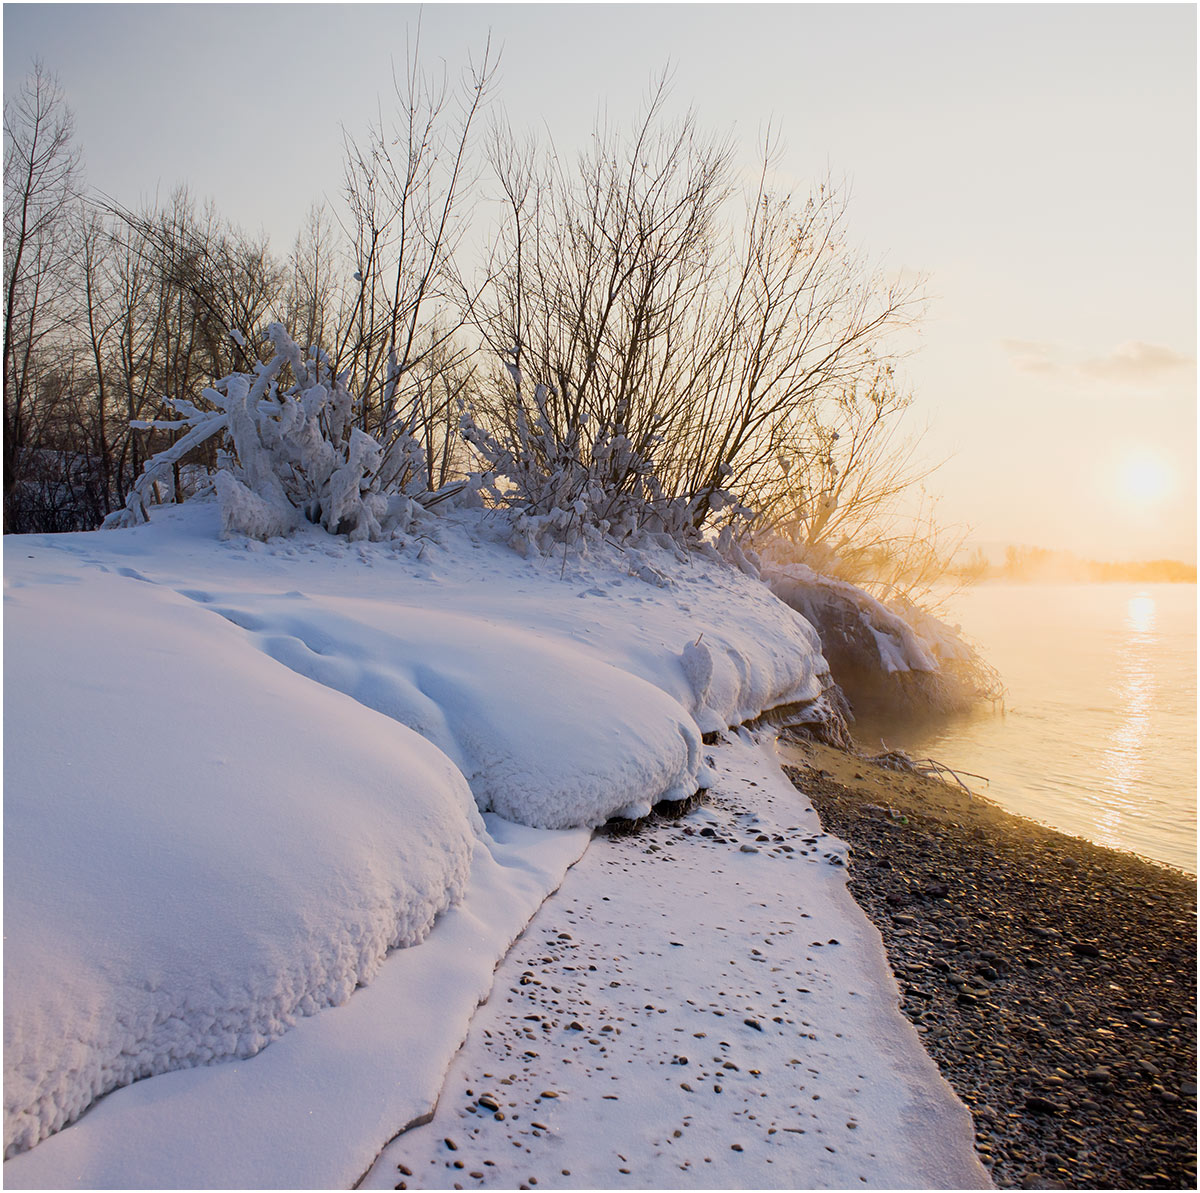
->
[[1118, 451, 1172, 505]]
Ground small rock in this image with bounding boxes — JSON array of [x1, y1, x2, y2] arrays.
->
[[1024, 1096, 1062, 1115]]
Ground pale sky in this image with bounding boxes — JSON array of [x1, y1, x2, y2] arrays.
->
[[5, 3, 1196, 562]]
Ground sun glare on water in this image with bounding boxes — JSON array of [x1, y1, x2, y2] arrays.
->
[[1118, 452, 1172, 505]]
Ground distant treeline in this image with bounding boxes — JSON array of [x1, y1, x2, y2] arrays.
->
[[951, 546, 1196, 584], [1076, 558, 1196, 584]]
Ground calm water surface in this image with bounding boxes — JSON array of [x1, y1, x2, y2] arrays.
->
[[853, 583, 1197, 874]]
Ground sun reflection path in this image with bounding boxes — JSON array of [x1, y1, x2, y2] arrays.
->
[[1096, 593, 1157, 847]]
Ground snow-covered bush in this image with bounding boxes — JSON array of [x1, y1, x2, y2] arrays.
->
[[460, 363, 751, 558], [103, 327, 426, 541]]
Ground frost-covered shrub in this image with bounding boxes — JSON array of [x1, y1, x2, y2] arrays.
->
[[460, 365, 751, 558], [104, 327, 426, 542]]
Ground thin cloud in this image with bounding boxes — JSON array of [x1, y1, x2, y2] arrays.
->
[[1001, 338, 1194, 385], [1079, 341, 1195, 382], [1000, 339, 1063, 377]]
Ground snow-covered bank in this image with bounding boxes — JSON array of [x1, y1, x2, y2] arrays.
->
[[4, 499, 843, 1179], [762, 559, 1001, 715]]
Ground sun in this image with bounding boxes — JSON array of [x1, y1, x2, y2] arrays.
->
[[1118, 452, 1172, 505]]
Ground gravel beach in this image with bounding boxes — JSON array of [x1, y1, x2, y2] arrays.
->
[[782, 737, 1197, 1190]]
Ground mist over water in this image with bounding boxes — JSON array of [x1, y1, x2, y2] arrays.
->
[[852, 583, 1197, 874]]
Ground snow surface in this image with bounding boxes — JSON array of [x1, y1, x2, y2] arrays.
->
[[358, 733, 989, 1190], [4, 498, 846, 1181], [4, 815, 591, 1189]]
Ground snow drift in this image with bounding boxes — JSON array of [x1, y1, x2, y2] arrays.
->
[[3, 561, 481, 1158]]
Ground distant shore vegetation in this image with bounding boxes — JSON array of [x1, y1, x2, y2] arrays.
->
[[952, 545, 1196, 585]]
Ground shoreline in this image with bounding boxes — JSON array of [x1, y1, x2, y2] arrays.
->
[[783, 736, 1197, 1190]]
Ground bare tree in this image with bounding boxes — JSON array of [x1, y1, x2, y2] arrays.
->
[[335, 33, 496, 489], [282, 204, 338, 355], [466, 81, 736, 529], [471, 88, 924, 545], [750, 365, 971, 605], [4, 61, 83, 529], [89, 189, 288, 505]]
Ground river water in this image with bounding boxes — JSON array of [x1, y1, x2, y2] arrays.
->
[[851, 583, 1197, 875]]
